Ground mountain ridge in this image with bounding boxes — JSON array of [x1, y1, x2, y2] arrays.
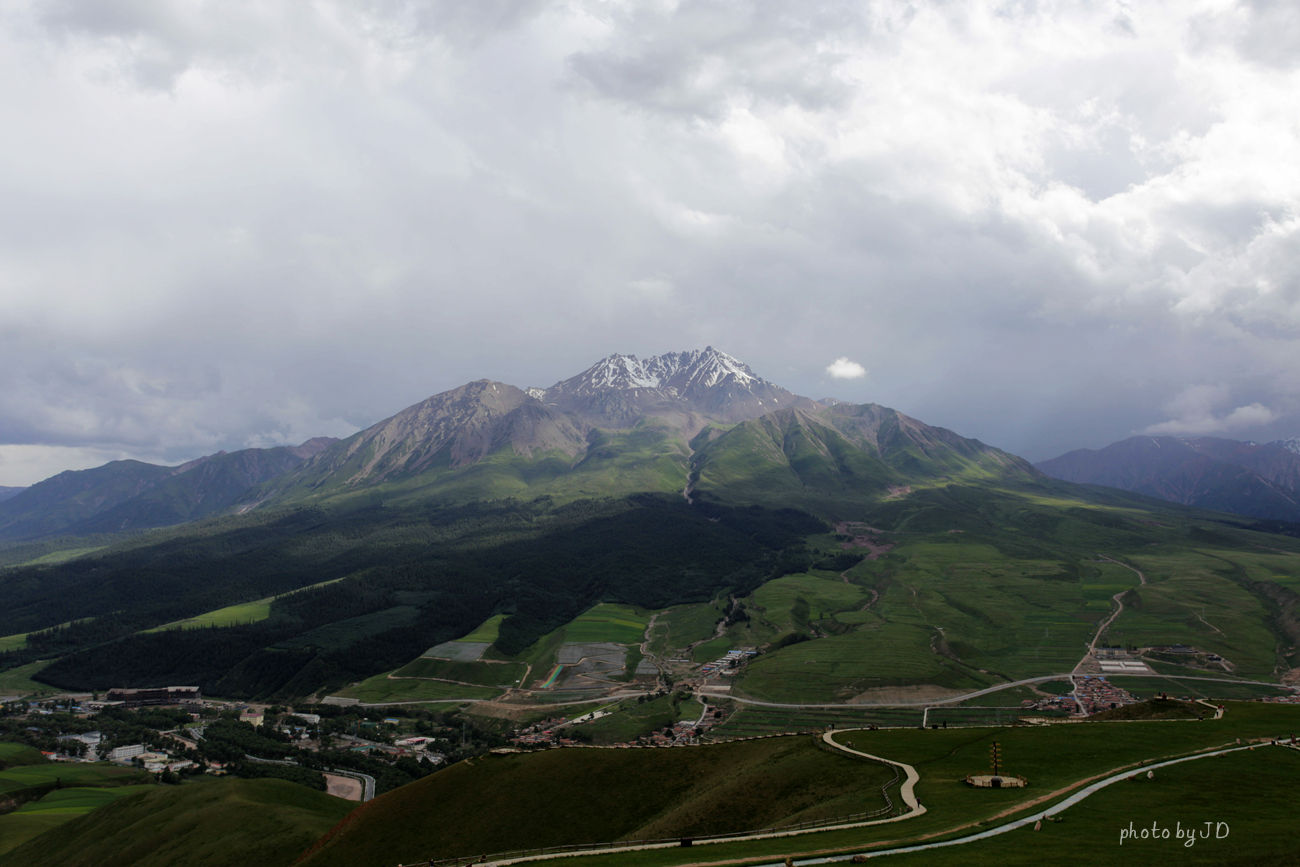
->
[[1035, 435, 1300, 522]]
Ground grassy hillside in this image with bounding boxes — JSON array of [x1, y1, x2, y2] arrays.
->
[[0, 786, 158, 857], [6, 778, 353, 867], [294, 736, 895, 867], [498, 702, 1300, 867]]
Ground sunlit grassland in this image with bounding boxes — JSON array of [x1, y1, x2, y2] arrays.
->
[[457, 613, 505, 643], [0, 661, 58, 697], [1109, 550, 1281, 678], [145, 576, 351, 633], [751, 571, 867, 637], [647, 602, 724, 657], [562, 603, 653, 645], [738, 622, 992, 702], [0, 617, 96, 652]]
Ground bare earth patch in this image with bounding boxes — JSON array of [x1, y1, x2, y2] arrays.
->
[[324, 773, 362, 801]]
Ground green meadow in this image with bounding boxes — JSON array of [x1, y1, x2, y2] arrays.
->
[[0, 786, 157, 857], [391, 656, 527, 687], [562, 604, 653, 645], [457, 613, 505, 643], [332, 674, 499, 704], [7, 778, 351, 867], [0, 662, 57, 698]]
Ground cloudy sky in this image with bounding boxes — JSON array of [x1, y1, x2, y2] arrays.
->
[[2, 0, 1299, 485]]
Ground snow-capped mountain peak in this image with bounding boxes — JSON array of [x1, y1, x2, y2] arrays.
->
[[1273, 437, 1300, 456], [547, 347, 761, 396]]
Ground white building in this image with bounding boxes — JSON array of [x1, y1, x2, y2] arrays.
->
[[108, 744, 145, 762]]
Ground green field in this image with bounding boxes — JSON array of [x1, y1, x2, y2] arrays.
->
[[11, 547, 106, 568], [738, 621, 994, 703], [563, 604, 653, 645], [0, 762, 149, 798], [6, 778, 351, 867], [332, 672, 500, 704], [577, 695, 686, 742], [390, 656, 527, 687], [0, 744, 47, 767], [709, 705, 925, 737], [503, 701, 1300, 867], [293, 734, 897, 867], [877, 746, 1300, 866], [0, 662, 59, 698], [0, 786, 157, 857], [458, 613, 506, 643], [145, 576, 353, 634], [648, 602, 726, 657]]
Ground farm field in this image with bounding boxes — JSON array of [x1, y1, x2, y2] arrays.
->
[[562, 604, 653, 645], [145, 576, 351, 634], [390, 656, 527, 687], [709, 705, 924, 736], [577, 694, 686, 742], [332, 673, 499, 704], [457, 613, 505, 644], [648, 602, 726, 657], [737, 621, 994, 703]]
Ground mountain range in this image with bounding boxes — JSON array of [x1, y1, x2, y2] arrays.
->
[[1036, 435, 1300, 523], [0, 438, 336, 541], [0, 348, 1034, 540]]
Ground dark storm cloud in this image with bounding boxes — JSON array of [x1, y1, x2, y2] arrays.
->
[[1, 0, 1299, 483]]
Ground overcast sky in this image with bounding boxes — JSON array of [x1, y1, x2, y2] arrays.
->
[[2, 0, 1299, 485]]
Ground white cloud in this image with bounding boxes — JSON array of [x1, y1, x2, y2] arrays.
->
[[1142, 383, 1280, 436], [3, 1, 1300, 477], [826, 357, 867, 380]]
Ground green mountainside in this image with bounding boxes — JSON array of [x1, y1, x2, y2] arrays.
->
[[0, 349, 1297, 702], [6, 778, 351, 867], [294, 736, 894, 867]]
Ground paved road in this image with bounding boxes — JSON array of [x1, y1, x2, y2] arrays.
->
[[751, 742, 1287, 865]]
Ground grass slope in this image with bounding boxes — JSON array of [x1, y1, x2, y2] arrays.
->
[[508, 702, 1300, 867], [6, 778, 353, 867], [0, 786, 158, 857], [294, 736, 895, 867]]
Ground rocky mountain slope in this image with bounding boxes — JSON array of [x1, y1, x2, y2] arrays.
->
[[1035, 435, 1300, 522], [237, 349, 1034, 515]]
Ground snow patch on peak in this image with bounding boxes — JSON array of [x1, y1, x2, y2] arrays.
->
[[525, 387, 546, 400], [1273, 437, 1300, 455], [549, 347, 766, 396]]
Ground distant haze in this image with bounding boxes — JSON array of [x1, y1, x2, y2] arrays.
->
[[2, 2, 1300, 484]]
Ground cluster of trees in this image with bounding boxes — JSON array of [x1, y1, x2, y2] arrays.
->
[[9, 495, 825, 698]]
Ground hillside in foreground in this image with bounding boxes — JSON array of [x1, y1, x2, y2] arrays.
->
[[7, 778, 352, 867], [295, 735, 894, 867]]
